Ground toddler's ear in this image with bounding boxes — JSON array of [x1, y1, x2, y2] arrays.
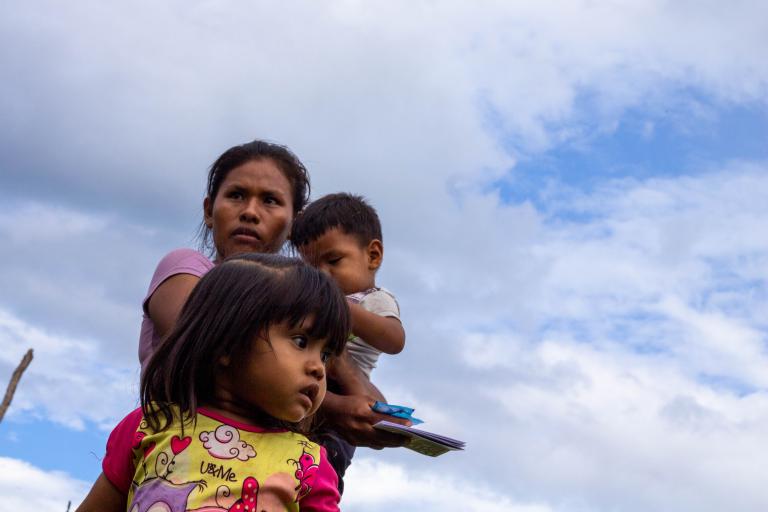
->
[[367, 239, 383, 270]]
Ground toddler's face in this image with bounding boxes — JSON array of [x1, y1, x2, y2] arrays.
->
[[299, 228, 380, 295]]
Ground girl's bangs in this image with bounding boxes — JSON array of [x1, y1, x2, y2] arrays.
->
[[274, 266, 350, 353]]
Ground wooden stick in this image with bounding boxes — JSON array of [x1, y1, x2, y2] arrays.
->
[[0, 348, 34, 424]]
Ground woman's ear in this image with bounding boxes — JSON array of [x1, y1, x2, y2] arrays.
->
[[367, 239, 383, 270], [203, 197, 214, 229]]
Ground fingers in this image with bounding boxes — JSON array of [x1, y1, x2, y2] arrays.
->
[[369, 410, 412, 427]]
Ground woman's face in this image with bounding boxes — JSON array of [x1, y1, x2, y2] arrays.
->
[[204, 158, 294, 260]]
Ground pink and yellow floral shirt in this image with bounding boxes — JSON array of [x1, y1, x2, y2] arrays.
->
[[102, 407, 340, 512]]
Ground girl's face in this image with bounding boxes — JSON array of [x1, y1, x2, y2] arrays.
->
[[218, 320, 331, 423], [204, 159, 294, 260]]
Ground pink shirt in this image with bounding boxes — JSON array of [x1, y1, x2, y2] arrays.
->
[[103, 407, 340, 511], [138, 248, 214, 370]]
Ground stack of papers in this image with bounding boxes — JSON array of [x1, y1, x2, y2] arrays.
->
[[374, 421, 465, 457], [372, 402, 466, 457]]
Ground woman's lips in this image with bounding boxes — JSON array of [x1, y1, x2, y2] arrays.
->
[[231, 227, 262, 243]]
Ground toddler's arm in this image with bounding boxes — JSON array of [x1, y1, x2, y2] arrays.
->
[[348, 301, 405, 354], [76, 473, 125, 512]]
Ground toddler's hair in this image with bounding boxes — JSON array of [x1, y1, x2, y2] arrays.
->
[[290, 192, 382, 248], [140, 253, 350, 432]]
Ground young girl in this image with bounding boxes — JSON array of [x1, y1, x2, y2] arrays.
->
[[77, 253, 350, 512]]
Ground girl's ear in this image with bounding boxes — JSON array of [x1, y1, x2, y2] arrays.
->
[[366, 239, 383, 271], [203, 197, 214, 229]]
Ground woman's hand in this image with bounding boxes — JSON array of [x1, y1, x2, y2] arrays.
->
[[321, 392, 411, 449]]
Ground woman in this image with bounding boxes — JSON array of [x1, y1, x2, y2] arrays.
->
[[138, 140, 307, 367], [138, 139, 407, 488]]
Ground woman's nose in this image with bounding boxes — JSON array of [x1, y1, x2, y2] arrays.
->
[[240, 199, 261, 223]]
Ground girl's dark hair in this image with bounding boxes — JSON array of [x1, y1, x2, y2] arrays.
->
[[199, 139, 311, 255], [140, 253, 349, 433]]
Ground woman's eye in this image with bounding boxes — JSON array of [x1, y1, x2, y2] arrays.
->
[[227, 190, 244, 200], [291, 335, 309, 349], [264, 195, 280, 206], [327, 257, 341, 266]]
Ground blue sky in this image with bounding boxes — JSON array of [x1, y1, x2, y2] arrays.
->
[[1, 1, 768, 511]]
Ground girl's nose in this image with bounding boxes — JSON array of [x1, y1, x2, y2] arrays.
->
[[306, 356, 325, 380]]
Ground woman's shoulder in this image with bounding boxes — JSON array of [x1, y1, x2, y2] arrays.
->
[[147, 248, 214, 291], [155, 248, 213, 274], [141, 248, 214, 321]]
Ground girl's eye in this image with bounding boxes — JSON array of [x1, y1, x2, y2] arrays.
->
[[264, 195, 281, 206], [291, 335, 309, 349]]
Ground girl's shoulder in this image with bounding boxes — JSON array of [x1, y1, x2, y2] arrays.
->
[[102, 408, 144, 494]]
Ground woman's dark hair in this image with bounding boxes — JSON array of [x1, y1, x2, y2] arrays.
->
[[140, 253, 349, 433], [199, 139, 311, 254]]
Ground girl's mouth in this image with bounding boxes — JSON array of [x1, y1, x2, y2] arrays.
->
[[299, 384, 319, 404]]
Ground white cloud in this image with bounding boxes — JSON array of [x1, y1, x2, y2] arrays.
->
[[0, 309, 137, 430], [0, 198, 175, 366], [1, 0, 767, 208], [427, 164, 768, 511], [459, 331, 768, 511], [0, 457, 90, 512], [344, 458, 553, 512], [0, 202, 109, 242]]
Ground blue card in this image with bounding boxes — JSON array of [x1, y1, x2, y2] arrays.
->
[[372, 401, 424, 425]]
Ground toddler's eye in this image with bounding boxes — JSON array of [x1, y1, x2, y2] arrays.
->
[[291, 335, 309, 349], [321, 351, 333, 364]]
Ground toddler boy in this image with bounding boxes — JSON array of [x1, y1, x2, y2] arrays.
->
[[290, 193, 406, 491], [291, 192, 405, 387]]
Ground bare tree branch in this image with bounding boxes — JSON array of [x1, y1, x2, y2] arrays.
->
[[0, 348, 34, 424]]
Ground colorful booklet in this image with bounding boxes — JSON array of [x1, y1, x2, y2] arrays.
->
[[373, 420, 466, 457], [372, 402, 465, 457]]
